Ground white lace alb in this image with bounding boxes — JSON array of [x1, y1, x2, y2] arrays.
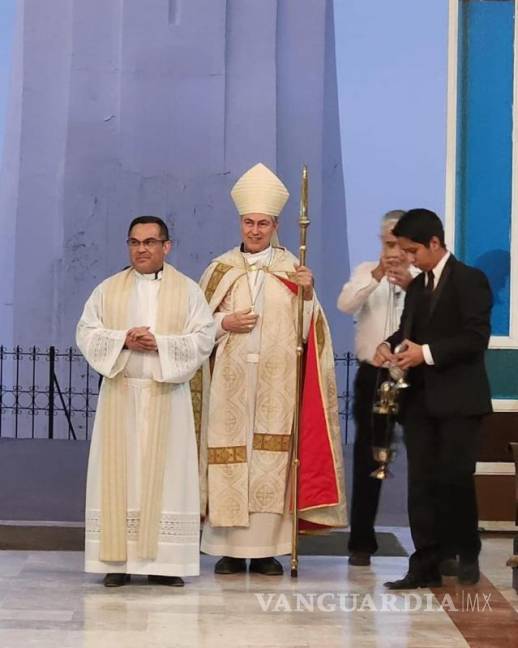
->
[[86, 510, 199, 544]]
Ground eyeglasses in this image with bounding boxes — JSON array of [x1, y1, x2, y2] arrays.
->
[[127, 238, 167, 249]]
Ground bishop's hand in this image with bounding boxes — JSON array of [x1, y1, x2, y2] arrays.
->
[[293, 264, 314, 300], [222, 308, 259, 334]]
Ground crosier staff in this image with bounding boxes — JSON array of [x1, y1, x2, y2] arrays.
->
[[290, 164, 310, 578]]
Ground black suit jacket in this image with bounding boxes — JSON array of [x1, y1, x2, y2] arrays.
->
[[387, 254, 493, 418]]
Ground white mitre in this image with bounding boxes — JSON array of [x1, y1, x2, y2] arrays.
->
[[231, 163, 289, 217]]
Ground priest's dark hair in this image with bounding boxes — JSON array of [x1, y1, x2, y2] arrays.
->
[[392, 208, 445, 247], [128, 215, 170, 240]]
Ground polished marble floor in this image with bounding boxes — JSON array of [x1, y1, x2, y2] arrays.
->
[[0, 527, 516, 648]]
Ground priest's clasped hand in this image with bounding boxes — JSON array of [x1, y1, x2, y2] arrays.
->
[[293, 264, 314, 300], [222, 308, 259, 334], [125, 326, 158, 352]]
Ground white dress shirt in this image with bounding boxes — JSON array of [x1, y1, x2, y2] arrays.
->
[[337, 261, 418, 363], [421, 250, 451, 365]]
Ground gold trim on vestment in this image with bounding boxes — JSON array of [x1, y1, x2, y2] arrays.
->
[[205, 263, 233, 302], [315, 311, 326, 359], [194, 262, 235, 450], [208, 446, 247, 464], [190, 368, 203, 455], [99, 263, 189, 561], [253, 433, 291, 452]]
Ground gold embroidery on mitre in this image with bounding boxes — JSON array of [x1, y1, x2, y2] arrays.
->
[[208, 446, 247, 464], [253, 433, 291, 452], [205, 263, 233, 302]]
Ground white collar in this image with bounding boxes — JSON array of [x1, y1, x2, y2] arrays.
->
[[242, 245, 273, 264], [430, 250, 450, 284], [133, 268, 163, 281]]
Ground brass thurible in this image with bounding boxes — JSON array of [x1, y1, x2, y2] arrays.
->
[[371, 344, 409, 480]]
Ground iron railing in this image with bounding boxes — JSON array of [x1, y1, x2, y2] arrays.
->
[[0, 346, 96, 440], [0, 346, 357, 441], [335, 351, 356, 442]]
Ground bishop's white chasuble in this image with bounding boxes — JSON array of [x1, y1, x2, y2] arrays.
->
[[196, 247, 347, 558]]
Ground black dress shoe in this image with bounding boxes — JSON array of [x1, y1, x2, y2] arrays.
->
[[458, 560, 480, 585], [103, 573, 130, 587], [439, 558, 458, 577], [214, 556, 247, 574], [147, 575, 185, 587], [249, 557, 283, 576], [384, 572, 442, 590], [348, 552, 371, 566]]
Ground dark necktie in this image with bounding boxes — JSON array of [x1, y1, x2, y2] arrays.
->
[[426, 270, 435, 294]]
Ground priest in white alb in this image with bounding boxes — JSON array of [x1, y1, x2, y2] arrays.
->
[[195, 164, 347, 576], [77, 216, 216, 587]]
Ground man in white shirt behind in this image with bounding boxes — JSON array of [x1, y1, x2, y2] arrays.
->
[[337, 210, 415, 566]]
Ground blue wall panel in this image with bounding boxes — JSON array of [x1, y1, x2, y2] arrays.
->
[[456, 0, 514, 336]]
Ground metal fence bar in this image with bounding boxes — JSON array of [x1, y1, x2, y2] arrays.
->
[[31, 346, 36, 439], [67, 347, 73, 440], [48, 346, 55, 440], [14, 345, 20, 438], [53, 372, 77, 440]]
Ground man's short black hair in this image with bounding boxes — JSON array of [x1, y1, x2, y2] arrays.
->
[[392, 208, 445, 247], [128, 215, 170, 240]]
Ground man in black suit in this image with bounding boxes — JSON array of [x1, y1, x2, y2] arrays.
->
[[374, 208, 492, 589]]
